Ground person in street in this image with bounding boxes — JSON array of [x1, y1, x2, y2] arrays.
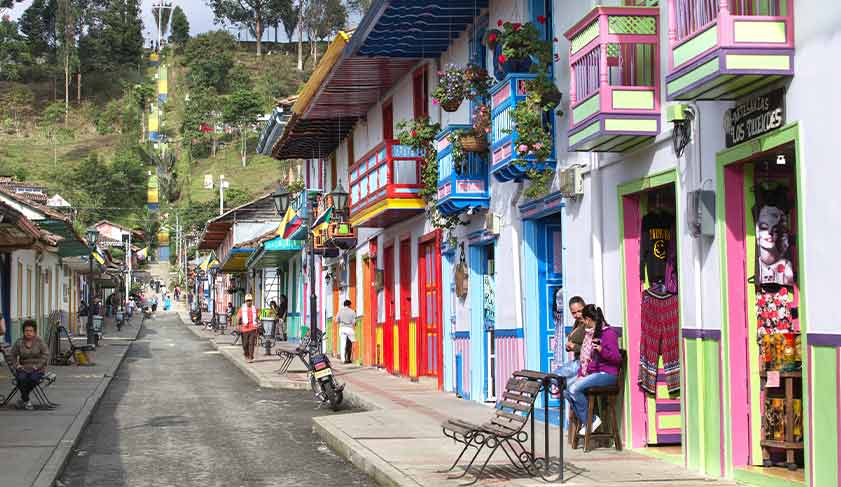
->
[[238, 294, 259, 362], [552, 296, 587, 387], [8, 320, 49, 410], [563, 305, 622, 436], [126, 297, 135, 320], [164, 293, 171, 311], [337, 299, 357, 364], [226, 302, 235, 329], [275, 295, 288, 341]]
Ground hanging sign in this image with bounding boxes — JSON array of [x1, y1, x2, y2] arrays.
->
[[724, 88, 785, 148]]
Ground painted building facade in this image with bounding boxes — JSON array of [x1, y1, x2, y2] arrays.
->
[[266, 1, 841, 486]]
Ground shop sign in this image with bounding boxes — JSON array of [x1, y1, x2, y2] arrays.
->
[[724, 88, 785, 148]]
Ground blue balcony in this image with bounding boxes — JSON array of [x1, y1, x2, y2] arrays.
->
[[490, 74, 556, 182], [435, 125, 490, 216]]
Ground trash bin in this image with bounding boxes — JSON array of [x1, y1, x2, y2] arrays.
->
[[216, 313, 228, 329]]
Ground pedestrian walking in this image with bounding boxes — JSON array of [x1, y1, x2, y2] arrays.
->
[[337, 300, 357, 364], [272, 295, 288, 340], [238, 294, 259, 362]]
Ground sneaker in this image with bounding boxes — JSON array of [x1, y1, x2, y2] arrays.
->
[[578, 416, 601, 436], [23, 401, 34, 411]]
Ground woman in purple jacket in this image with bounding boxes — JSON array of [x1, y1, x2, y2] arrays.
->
[[563, 305, 622, 435]]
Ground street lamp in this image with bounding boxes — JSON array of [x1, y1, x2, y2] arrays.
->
[[329, 182, 349, 218], [85, 226, 98, 346], [272, 185, 319, 349]]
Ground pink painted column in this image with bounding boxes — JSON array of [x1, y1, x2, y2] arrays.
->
[[622, 195, 646, 448], [724, 164, 750, 466]]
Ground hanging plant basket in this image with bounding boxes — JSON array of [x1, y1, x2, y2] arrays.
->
[[460, 134, 489, 153], [440, 97, 462, 112]]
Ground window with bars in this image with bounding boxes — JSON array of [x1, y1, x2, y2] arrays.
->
[[607, 44, 656, 87]]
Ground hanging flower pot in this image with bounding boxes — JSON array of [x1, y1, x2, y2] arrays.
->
[[495, 20, 552, 76], [432, 64, 467, 113]]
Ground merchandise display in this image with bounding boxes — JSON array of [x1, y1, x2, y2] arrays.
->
[[637, 289, 680, 395]]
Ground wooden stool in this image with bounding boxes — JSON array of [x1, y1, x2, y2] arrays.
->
[[570, 350, 627, 452]]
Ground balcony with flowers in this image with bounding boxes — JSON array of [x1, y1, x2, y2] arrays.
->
[[485, 20, 559, 182], [313, 187, 357, 256], [665, 0, 794, 100], [435, 124, 490, 216], [348, 140, 426, 228], [565, 6, 661, 152]]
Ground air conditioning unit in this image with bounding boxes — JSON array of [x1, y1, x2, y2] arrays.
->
[[559, 166, 583, 198], [484, 212, 501, 235]]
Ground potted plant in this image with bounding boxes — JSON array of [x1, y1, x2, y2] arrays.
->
[[463, 64, 492, 101], [396, 116, 442, 204], [432, 64, 466, 112], [488, 19, 553, 75], [528, 72, 562, 110], [457, 104, 491, 154], [449, 130, 469, 174]]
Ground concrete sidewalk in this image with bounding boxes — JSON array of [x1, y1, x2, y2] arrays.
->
[[0, 313, 143, 487], [175, 304, 737, 486]]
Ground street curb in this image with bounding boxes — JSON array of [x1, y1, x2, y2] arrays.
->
[[32, 322, 143, 487], [313, 416, 422, 487]]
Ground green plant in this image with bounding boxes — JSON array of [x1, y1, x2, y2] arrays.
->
[[286, 178, 305, 195], [463, 64, 492, 100], [472, 104, 491, 136], [431, 64, 466, 109], [524, 168, 555, 200], [448, 130, 469, 174], [527, 72, 562, 110], [490, 19, 553, 68], [508, 91, 553, 162]]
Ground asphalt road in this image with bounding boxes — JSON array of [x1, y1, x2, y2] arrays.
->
[[58, 312, 374, 487]]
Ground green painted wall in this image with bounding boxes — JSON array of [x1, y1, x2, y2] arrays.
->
[[810, 346, 838, 487], [683, 338, 722, 476]]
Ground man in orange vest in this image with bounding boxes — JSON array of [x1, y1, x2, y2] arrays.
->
[[238, 294, 259, 362]]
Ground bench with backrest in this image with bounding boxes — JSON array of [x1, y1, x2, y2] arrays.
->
[[441, 373, 543, 485], [275, 328, 322, 374]]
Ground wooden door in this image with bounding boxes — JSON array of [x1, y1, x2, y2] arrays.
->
[[383, 245, 395, 373], [398, 238, 411, 375], [348, 255, 358, 362], [418, 234, 443, 388], [382, 100, 393, 140], [362, 256, 373, 366]]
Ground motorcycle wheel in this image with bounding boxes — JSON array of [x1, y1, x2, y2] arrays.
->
[[322, 381, 343, 411]]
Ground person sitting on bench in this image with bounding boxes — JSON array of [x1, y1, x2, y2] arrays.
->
[[9, 320, 49, 410]]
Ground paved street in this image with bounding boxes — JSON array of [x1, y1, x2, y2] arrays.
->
[[58, 311, 373, 487]]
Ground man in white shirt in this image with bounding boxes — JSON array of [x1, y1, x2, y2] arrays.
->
[[337, 300, 357, 364]]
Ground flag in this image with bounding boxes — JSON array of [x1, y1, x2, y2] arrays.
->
[[136, 247, 149, 261], [311, 207, 333, 235], [276, 206, 302, 240], [91, 247, 106, 265]]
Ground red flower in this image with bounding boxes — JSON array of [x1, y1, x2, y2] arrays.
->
[[513, 22, 522, 31], [497, 19, 503, 27], [779, 287, 789, 296], [487, 32, 497, 44], [498, 54, 507, 63], [776, 264, 786, 273], [410, 130, 417, 138], [537, 15, 546, 24]]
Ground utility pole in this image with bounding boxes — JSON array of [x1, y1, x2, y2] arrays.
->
[[219, 174, 229, 215]]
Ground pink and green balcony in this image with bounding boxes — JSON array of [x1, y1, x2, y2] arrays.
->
[[565, 6, 661, 153], [666, 0, 794, 100]]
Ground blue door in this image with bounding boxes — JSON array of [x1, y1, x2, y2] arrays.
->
[[537, 218, 563, 410]]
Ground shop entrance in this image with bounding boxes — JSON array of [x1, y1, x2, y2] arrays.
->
[[722, 140, 804, 480], [398, 238, 412, 376], [620, 179, 683, 453]]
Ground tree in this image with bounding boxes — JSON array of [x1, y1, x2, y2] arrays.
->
[[0, 17, 31, 81], [130, 81, 155, 143], [41, 102, 75, 166], [222, 88, 263, 167], [183, 30, 237, 92], [207, 0, 287, 56], [0, 84, 34, 134], [302, 0, 346, 65], [345, 0, 371, 16], [56, 0, 76, 122], [19, 0, 57, 61], [169, 6, 190, 49]]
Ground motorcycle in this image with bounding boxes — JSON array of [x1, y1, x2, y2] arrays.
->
[[302, 330, 344, 410]]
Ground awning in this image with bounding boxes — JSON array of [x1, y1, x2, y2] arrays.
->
[[272, 1, 486, 161], [197, 194, 277, 250], [219, 247, 255, 273], [246, 237, 304, 270]]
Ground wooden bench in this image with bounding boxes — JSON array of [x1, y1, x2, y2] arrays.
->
[[441, 373, 543, 485], [569, 349, 627, 452]]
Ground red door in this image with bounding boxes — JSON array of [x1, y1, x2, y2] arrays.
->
[[383, 245, 395, 373], [398, 238, 411, 376], [418, 232, 443, 388]]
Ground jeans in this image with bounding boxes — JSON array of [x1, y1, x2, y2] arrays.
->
[[563, 372, 617, 423], [553, 360, 580, 389], [16, 370, 44, 402], [241, 330, 257, 360]]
